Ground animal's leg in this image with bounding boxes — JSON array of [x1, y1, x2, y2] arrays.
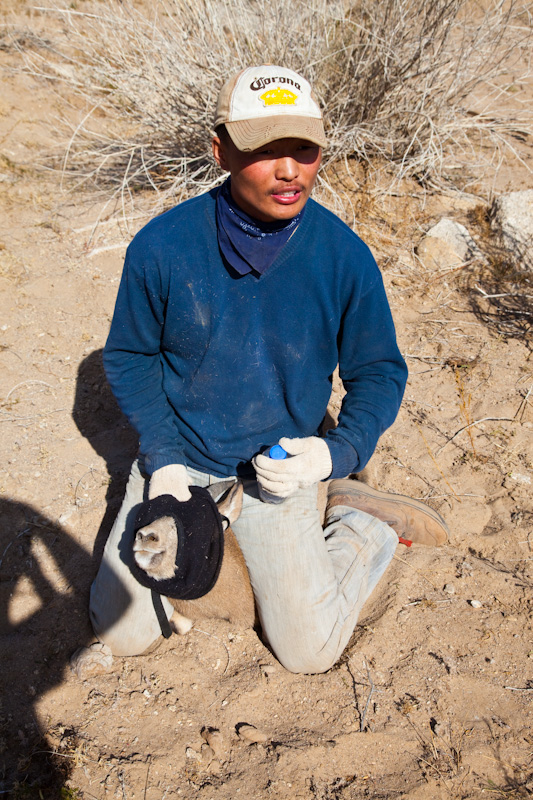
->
[[170, 609, 193, 635]]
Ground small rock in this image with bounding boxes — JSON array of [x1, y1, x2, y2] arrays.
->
[[458, 560, 473, 577], [185, 747, 201, 761], [58, 508, 76, 525], [416, 236, 463, 271], [70, 643, 113, 679], [443, 583, 455, 595], [238, 724, 269, 745], [506, 472, 532, 486], [470, 599, 483, 609], [417, 218, 484, 270], [492, 190, 533, 264]]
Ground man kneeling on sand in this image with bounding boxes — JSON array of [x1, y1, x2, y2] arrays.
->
[[84, 65, 448, 674]]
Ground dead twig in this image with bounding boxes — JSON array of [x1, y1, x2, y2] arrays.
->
[[143, 755, 151, 800], [436, 417, 515, 454], [504, 686, 533, 692], [4, 379, 54, 403], [427, 259, 478, 285], [360, 660, 375, 732], [515, 383, 533, 422]]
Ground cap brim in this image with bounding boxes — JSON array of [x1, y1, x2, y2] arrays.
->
[[225, 115, 327, 151]]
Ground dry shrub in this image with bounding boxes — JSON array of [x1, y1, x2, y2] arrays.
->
[[466, 205, 533, 345], [13, 0, 533, 219]]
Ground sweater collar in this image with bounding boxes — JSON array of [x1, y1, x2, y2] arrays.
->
[[215, 178, 304, 276]]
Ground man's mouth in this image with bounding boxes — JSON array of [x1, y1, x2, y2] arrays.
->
[[271, 187, 303, 204]]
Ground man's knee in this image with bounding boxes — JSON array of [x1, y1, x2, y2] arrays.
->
[[89, 611, 162, 657], [274, 645, 338, 674], [265, 626, 341, 674], [89, 574, 168, 657]]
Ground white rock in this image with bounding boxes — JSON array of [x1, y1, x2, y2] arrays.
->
[[508, 472, 531, 485], [469, 599, 483, 609], [417, 236, 462, 271], [420, 218, 484, 264], [443, 583, 455, 595], [492, 190, 533, 264]]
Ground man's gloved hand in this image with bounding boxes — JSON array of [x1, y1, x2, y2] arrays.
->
[[253, 436, 332, 501], [148, 464, 192, 502]]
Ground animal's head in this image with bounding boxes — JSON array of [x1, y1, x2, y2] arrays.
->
[[133, 480, 243, 581], [133, 516, 178, 579]]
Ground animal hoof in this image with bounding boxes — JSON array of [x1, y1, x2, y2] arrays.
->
[[70, 642, 113, 679]]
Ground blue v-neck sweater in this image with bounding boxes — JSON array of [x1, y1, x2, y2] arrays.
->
[[103, 189, 407, 479]]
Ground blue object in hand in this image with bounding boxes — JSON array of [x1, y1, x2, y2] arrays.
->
[[258, 444, 288, 504], [268, 444, 287, 460]]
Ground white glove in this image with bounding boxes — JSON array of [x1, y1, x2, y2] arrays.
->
[[253, 436, 332, 500], [148, 464, 192, 502]]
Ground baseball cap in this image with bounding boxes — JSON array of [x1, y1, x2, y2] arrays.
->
[[214, 65, 327, 152]]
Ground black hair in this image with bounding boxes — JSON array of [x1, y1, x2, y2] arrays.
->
[[215, 123, 231, 145]]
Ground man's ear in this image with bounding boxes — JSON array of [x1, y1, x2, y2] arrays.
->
[[212, 136, 226, 170]]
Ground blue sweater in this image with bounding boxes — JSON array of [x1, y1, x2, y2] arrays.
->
[[103, 189, 408, 479]]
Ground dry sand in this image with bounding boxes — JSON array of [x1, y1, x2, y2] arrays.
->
[[1, 5, 532, 799]]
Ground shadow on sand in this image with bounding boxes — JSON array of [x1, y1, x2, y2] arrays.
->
[[0, 498, 95, 797], [0, 349, 138, 797]]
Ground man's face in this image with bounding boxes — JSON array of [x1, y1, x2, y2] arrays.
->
[[212, 134, 322, 222]]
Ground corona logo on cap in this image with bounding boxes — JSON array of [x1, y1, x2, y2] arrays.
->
[[259, 87, 298, 107]]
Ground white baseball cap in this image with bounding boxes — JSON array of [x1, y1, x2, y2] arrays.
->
[[214, 65, 327, 152]]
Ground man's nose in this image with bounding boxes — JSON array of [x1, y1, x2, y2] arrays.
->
[[275, 157, 299, 181]]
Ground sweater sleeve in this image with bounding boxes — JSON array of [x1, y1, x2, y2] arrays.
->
[[103, 240, 186, 475], [324, 260, 408, 478]]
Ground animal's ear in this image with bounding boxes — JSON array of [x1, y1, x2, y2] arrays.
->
[[217, 480, 243, 526]]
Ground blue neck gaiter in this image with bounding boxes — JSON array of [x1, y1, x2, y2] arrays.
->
[[216, 178, 304, 276]]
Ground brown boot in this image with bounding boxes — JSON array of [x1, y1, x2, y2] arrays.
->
[[327, 479, 448, 546]]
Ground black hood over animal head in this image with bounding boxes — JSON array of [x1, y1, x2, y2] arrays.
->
[[130, 486, 224, 600]]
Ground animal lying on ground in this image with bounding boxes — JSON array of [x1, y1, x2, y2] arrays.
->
[[132, 479, 256, 635]]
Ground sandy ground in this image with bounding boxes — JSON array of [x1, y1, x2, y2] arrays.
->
[[1, 6, 532, 799]]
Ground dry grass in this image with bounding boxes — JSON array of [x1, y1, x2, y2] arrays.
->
[[6, 0, 532, 225], [465, 204, 533, 344]]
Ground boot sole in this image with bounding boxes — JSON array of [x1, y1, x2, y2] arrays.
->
[[327, 479, 449, 546]]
